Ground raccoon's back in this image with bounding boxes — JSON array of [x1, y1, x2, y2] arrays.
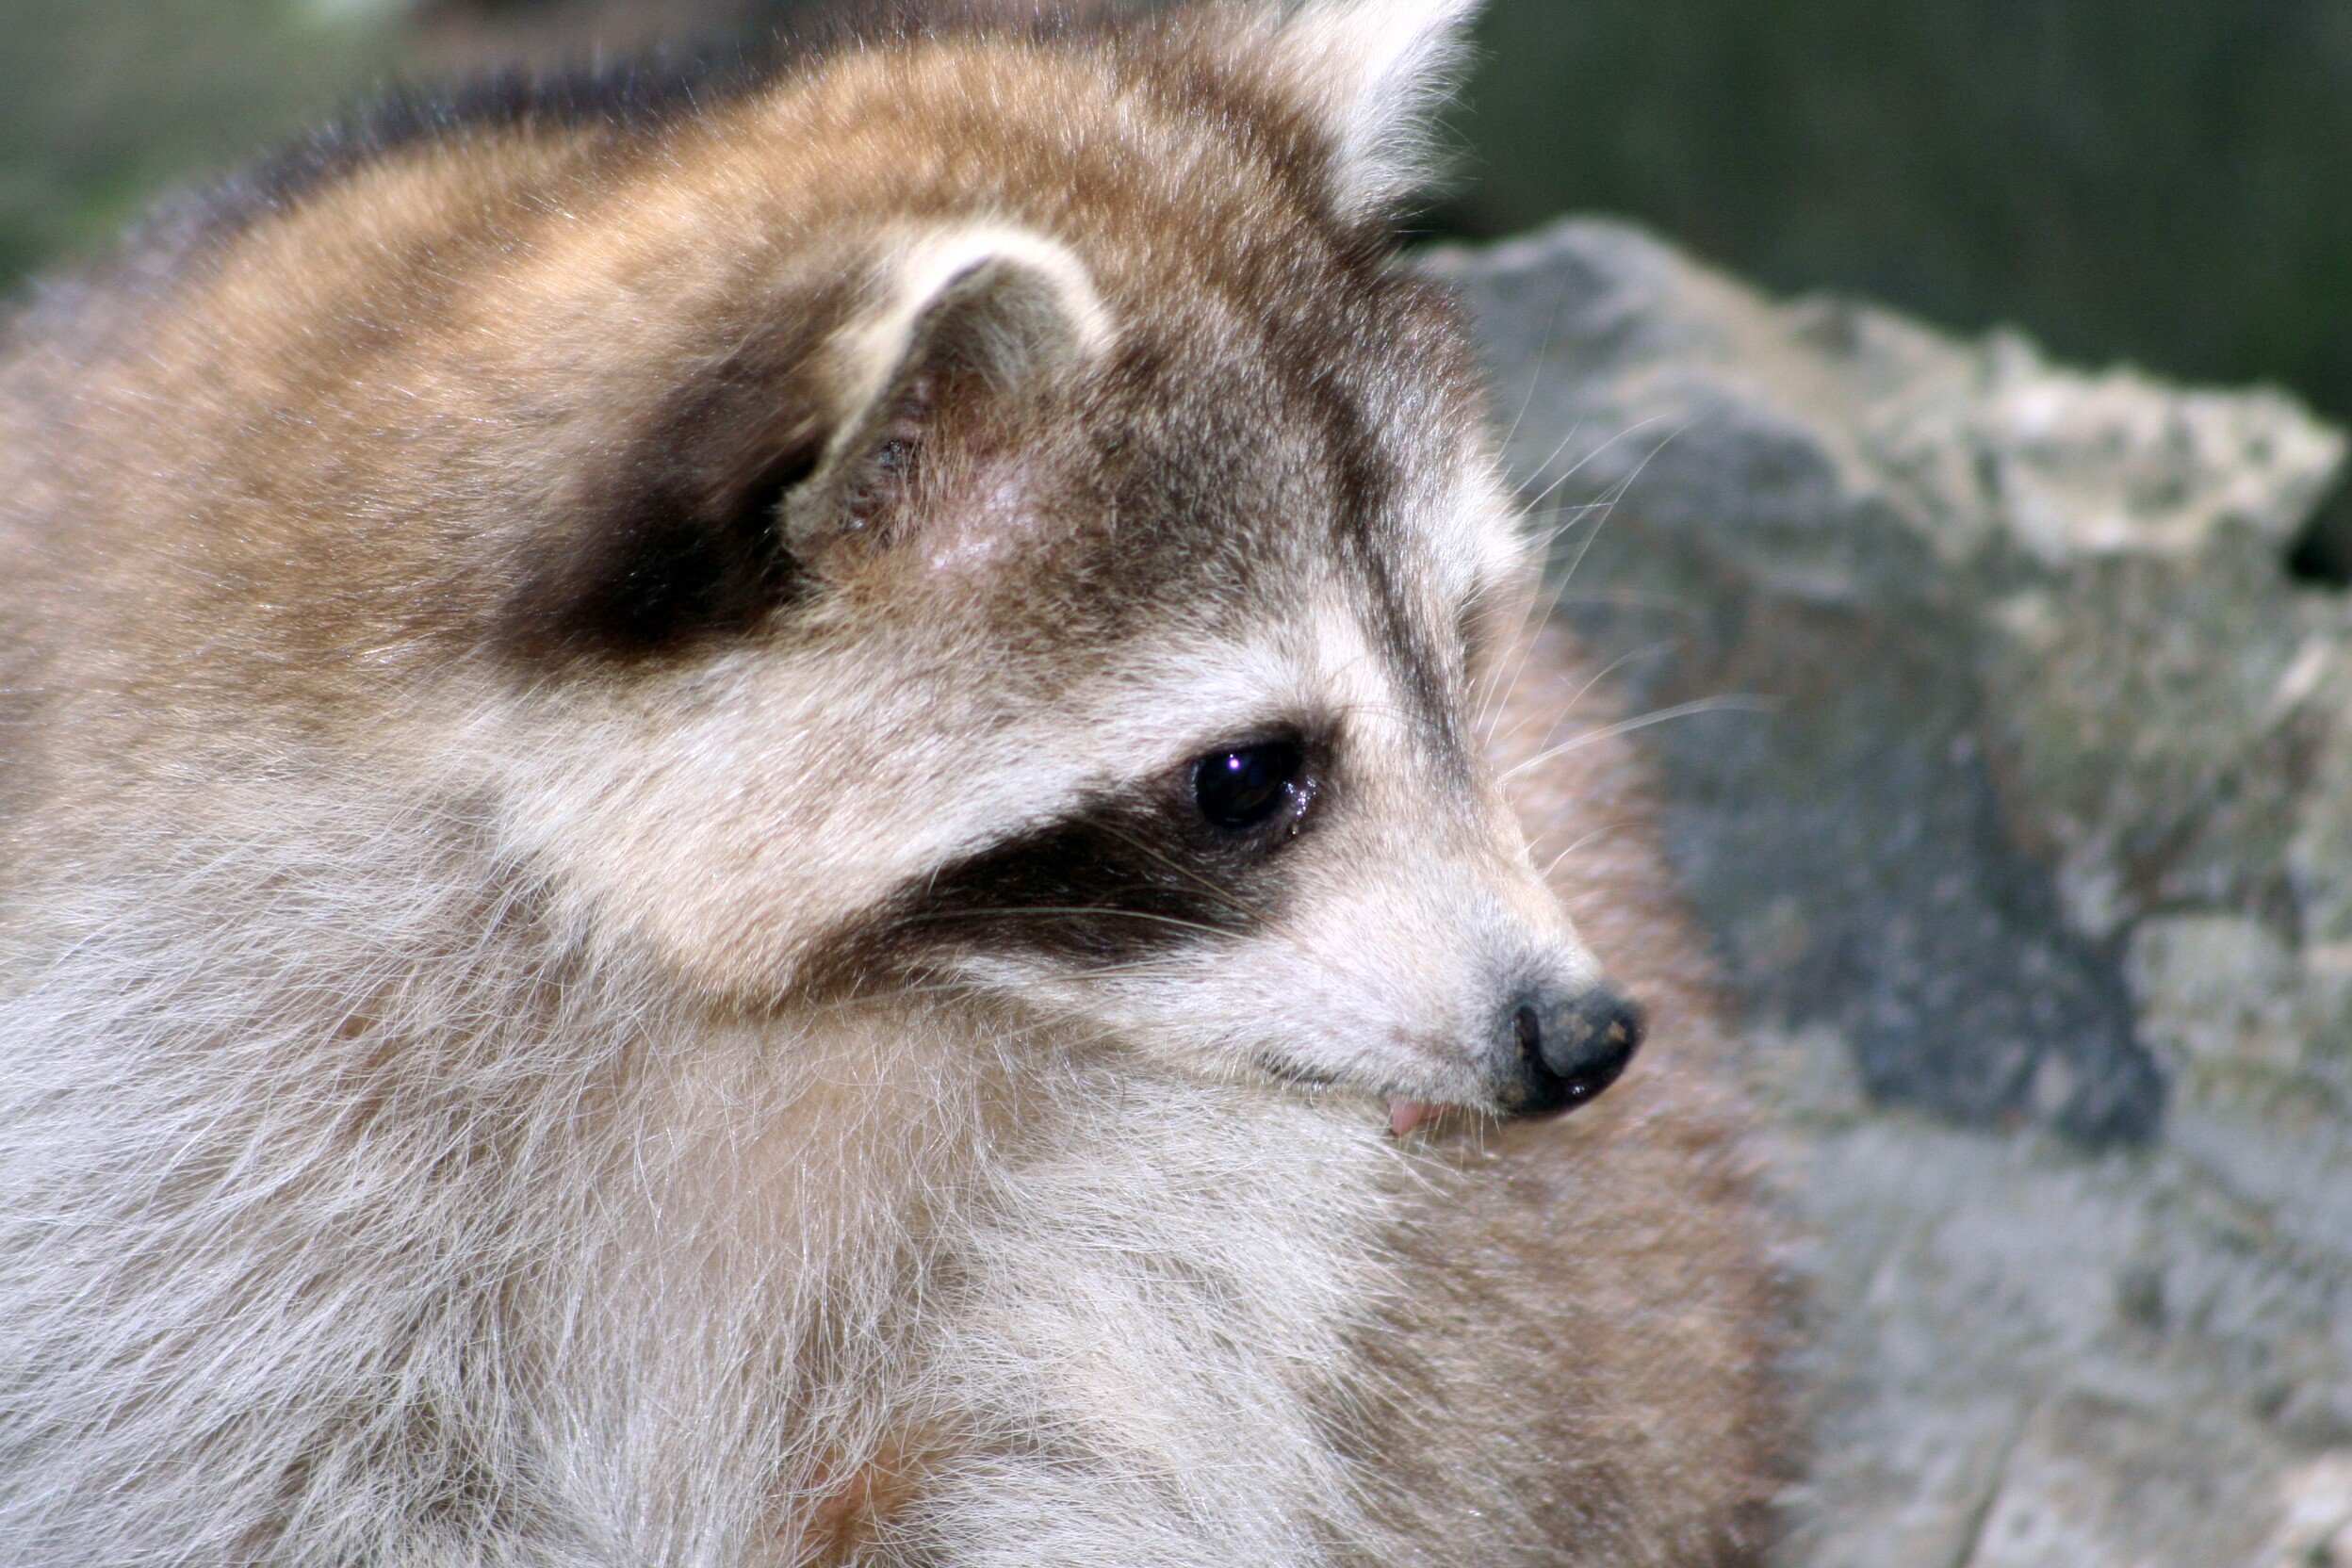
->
[[0, 226, 329, 890], [0, 345, 60, 890], [0, 321, 110, 900]]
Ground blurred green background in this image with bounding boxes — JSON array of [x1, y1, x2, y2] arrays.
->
[[7, 0, 2350, 560]]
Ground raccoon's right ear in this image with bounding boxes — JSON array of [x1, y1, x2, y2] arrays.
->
[[784, 227, 1114, 579]]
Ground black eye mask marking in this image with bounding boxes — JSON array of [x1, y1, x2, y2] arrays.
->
[[907, 793, 1276, 963], [797, 734, 1327, 995]]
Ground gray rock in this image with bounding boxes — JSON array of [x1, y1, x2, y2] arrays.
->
[[1429, 217, 2345, 1143], [1755, 1024, 2339, 1568], [1430, 219, 2352, 1565]]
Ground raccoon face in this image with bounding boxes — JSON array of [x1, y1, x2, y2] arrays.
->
[[893, 562, 1646, 1125], [482, 203, 1640, 1126], [283, 3, 1642, 1124]]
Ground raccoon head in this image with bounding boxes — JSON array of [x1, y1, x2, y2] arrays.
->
[[433, 0, 1648, 1129], [81, 0, 1634, 1125]]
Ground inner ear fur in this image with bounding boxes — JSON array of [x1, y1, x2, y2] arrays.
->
[[786, 226, 1114, 568]]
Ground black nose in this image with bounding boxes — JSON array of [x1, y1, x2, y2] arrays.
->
[[1500, 985, 1646, 1119]]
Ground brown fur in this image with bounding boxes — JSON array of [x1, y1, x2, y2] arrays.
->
[[0, 6, 1785, 1562]]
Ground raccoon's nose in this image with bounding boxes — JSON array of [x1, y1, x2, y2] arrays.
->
[[1498, 986, 1645, 1119]]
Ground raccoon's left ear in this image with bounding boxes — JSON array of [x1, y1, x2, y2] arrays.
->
[[1253, 0, 1484, 221], [784, 225, 1114, 577]]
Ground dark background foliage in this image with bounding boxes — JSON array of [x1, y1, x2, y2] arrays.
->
[[7, 0, 2350, 559]]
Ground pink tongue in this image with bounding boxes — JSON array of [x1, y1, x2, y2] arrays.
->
[[1388, 1100, 1438, 1137]]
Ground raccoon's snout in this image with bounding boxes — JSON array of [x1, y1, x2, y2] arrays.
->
[[1498, 986, 1646, 1119]]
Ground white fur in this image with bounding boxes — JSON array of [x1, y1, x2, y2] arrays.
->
[[0, 768, 1445, 1564], [832, 224, 1115, 430], [1266, 0, 1486, 218]]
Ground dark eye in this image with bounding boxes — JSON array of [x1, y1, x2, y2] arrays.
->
[[1192, 741, 1307, 833]]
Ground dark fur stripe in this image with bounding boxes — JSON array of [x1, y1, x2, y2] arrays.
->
[[191, 59, 775, 257], [500, 352, 830, 660], [171, 2, 1146, 263], [802, 762, 1322, 995]]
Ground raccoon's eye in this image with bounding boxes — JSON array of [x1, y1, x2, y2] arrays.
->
[[1192, 742, 1307, 833]]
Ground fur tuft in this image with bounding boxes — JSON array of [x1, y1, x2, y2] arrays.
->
[[1257, 0, 1484, 220]]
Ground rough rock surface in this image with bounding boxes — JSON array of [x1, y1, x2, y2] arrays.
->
[[1430, 220, 2352, 1566]]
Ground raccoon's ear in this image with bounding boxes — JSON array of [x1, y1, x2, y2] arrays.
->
[[786, 227, 1113, 576], [1253, 0, 1483, 221]]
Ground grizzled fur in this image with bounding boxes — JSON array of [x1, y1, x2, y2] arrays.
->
[[0, 2, 1785, 1563]]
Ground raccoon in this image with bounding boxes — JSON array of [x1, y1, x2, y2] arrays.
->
[[0, 1, 1784, 1562]]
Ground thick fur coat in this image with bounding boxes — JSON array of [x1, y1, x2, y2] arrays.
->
[[0, 3, 1783, 1562]]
